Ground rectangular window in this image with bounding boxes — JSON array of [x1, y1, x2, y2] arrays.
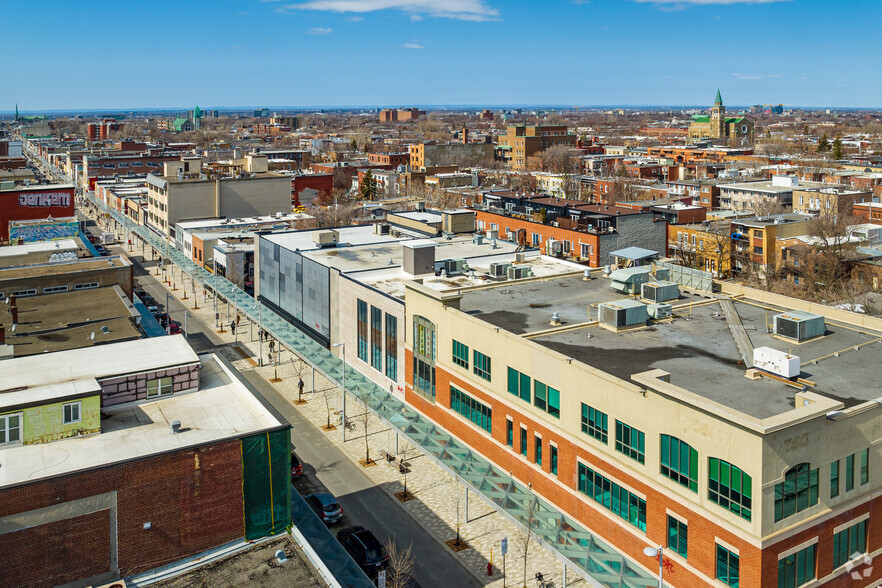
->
[[774, 464, 818, 522], [581, 404, 608, 443], [534, 435, 542, 466], [534, 380, 547, 411], [778, 543, 816, 588], [716, 545, 740, 587], [615, 420, 645, 464], [660, 435, 698, 492], [506, 419, 513, 447], [0, 413, 22, 445], [831, 460, 840, 499], [452, 340, 469, 369], [74, 282, 99, 290], [833, 519, 868, 569], [413, 357, 435, 400], [861, 448, 869, 485], [520, 426, 528, 457], [533, 380, 560, 418], [449, 386, 492, 434], [62, 401, 81, 424], [11, 288, 36, 296], [473, 350, 491, 381], [550, 444, 558, 476], [43, 285, 69, 294], [709, 458, 752, 521], [577, 463, 647, 531], [370, 306, 383, 372], [507, 368, 531, 402], [667, 516, 688, 558], [357, 300, 368, 362], [384, 314, 397, 381], [146, 376, 173, 398], [846, 454, 855, 492]]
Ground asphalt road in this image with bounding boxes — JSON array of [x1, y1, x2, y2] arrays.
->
[[98, 231, 481, 588]]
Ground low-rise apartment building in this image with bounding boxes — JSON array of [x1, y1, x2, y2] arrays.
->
[[497, 125, 577, 170]]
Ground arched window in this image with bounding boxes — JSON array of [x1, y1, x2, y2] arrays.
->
[[708, 458, 752, 521], [774, 463, 818, 522], [660, 435, 698, 492]]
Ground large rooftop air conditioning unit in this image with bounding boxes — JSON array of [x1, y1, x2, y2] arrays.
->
[[641, 281, 680, 303], [508, 266, 533, 280], [489, 262, 511, 278], [439, 258, 469, 276], [599, 300, 649, 329], [753, 347, 800, 379], [773, 311, 826, 342], [609, 267, 653, 295], [654, 267, 671, 281]]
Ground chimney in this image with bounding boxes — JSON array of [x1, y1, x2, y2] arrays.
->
[[0, 326, 5, 345], [462, 128, 469, 144], [11, 306, 18, 324]]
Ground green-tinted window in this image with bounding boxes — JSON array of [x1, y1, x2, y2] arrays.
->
[[452, 340, 469, 369], [550, 444, 558, 476], [578, 462, 646, 531], [831, 460, 840, 499], [520, 426, 528, 457], [860, 448, 869, 485], [778, 543, 816, 588], [449, 386, 492, 433], [357, 299, 368, 361], [660, 435, 698, 492], [473, 350, 491, 381], [774, 463, 818, 522], [507, 367, 531, 402], [535, 435, 542, 465], [708, 458, 752, 521], [716, 545, 739, 587], [547, 386, 560, 418], [615, 420, 645, 464], [534, 381, 547, 411], [581, 404, 608, 443], [506, 419, 513, 447], [667, 516, 688, 558], [833, 519, 867, 569], [846, 454, 855, 492]]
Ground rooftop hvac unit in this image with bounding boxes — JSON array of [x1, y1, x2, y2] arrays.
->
[[439, 258, 469, 276], [374, 223, 390, 235], [489, 262, 511, 278], [599, 300, 649, 329], [609, 267, 653, 295], [508, 266, 533, 280], [312, 230, 338, 248], [545, 239, 562, 256], [641, 281, 680, 303], [647, 302, 672, 320], [515, 252, 526, 263], [654, 267, 671, 281], [773, 311, 826, 342], [753, 347, 800, 379]]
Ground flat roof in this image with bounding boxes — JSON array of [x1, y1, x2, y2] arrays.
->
[[262, 225, 411, 253], [459, 275, 882, 419], [0, 334, 199, 390], [0, 354, 282, 489], [0, 254, 131, 279]]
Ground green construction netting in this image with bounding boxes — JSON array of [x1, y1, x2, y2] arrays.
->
[[242, 428, 291, 540]]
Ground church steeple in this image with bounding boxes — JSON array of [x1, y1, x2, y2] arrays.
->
[[14, 104, 19, 121], [714, 88, 723, 106]]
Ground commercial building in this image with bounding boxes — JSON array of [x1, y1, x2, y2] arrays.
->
[[400, 266, 882, 587], [379, 108, 425, 122], [0, 336, 291, 587], [408, 142, 494, 169], [145, 154, 292, 237], [0, 249, 134, 300], [731, 213, 814, 275], [0, 183, 75, 242], [497, 125, 577, 170], [290, 171, 334, 206], [368, 152, 409, 168]]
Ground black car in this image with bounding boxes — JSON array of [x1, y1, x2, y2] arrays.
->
[[291, 452, 303, 480], [337, 526, 389, 575]]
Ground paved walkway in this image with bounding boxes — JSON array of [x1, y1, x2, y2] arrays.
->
[[108, 236, 586, 588]]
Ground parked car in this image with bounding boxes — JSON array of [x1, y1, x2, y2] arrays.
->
[[337, 526, 389, 576], [291, 452, 303, 480], [306, 492, 343, 524], [168, 323, 181, 335], [146, 305, 159, 314]]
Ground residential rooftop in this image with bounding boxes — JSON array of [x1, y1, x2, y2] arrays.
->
[[0, 353, 283, 489], [458, 274, 882, 420]]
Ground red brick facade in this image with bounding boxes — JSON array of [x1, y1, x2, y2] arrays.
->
[[0, 439, 244, 587], [0, 186, 75, 241], [474, 209, 599, 265]]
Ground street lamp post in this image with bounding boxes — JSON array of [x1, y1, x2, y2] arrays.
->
[[333, 342, 346, 441], [258, 303, 263, 366], [184, 311, 191, 338], [165, 292, 171, 335], [643, 545, 664, 588]]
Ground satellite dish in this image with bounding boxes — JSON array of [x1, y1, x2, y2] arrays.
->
[[101, 326, 110, 334]]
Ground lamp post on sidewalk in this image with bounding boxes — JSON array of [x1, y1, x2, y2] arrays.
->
[[333, 342, 346, 442], [643, 545, 664, 588]]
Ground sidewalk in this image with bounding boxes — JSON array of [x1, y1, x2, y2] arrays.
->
[[128, 247, 586, 588]]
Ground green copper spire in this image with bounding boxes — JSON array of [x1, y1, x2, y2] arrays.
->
[[194, 104, 202, 118], [14, 103, 19, 120], [714, 88, 723, 106]]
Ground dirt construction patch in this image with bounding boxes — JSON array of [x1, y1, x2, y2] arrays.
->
[[152, 536, 324, 588]]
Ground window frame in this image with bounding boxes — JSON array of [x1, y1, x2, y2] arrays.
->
[[615, 420, 645, 464], [660, 434, 698, 492], [709, 457, 753, 521], [833, 519, 868, 569], [774, 463, 818, 522], [473, 350, 491, 381], [62, 401, 82, 425], [449, 385, 492, 434], [581, 404, 608, 443], [452, 339, 469, 369], [0, 412, 22, 445], [716, 544, 740, 588], [146, 376, 174, 398], [830, 460, 840, 499], [667, 516, 688, 558], [534, 435, 542, 466], [778, 543, 816, 588]]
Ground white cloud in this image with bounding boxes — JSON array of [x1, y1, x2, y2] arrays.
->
[[308, 26, 334, 34], [733, 73, 763, 79], [347, 15, 364, 20], [402, 42, 424, 49], [278, 0, 500, 21]]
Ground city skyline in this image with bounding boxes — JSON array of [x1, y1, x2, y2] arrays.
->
[[4, 0, 880, 110]]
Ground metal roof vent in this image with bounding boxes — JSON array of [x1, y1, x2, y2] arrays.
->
[[550, 312, 561, 326], [170, 420, 182, 434]]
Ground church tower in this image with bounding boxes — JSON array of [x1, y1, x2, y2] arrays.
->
[[710, 89, 726, 139], [193, 104, 202, 131]]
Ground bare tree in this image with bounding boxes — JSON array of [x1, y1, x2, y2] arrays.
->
[[384, 539, 416, 588], [516, 493, 539, 588], [397, 439, 418, 499], [354, 386, 377, 466], [449, 481, 465, 547], [319, 384, 336, 431]]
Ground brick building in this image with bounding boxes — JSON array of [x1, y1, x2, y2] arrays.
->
[[0, 183, 75, 241], [497, 125, 577, 170], [369, 152, 409, 168], [379, 108, 425, 122]]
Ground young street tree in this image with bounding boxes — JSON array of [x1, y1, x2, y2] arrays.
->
[[384, 539, 416, 588], [355, 386, 376, 466], [516, 493, 539, 588]]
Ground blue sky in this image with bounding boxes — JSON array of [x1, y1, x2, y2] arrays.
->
[[3, 0, 880, 111]]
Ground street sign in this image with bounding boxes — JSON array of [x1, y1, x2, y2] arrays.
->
[[501, 537, 508, 555], [377, 569, 386, 588]]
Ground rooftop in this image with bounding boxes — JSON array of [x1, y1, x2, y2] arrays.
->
[[459, 274, 882, 419], [0, 353, 282, 489], [0, 253, 131, 278]]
